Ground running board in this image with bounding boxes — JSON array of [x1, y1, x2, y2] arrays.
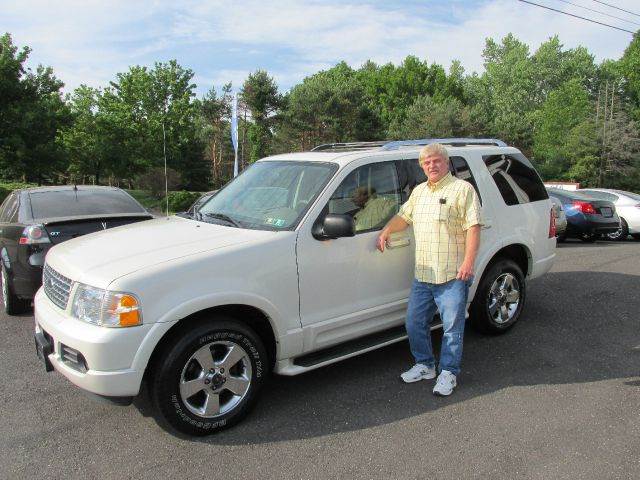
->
[[288, 321, 443, 371]]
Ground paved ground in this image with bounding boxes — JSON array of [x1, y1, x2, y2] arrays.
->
[[1, 240, 639, 479]]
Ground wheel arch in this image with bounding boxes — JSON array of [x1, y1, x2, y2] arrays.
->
[[478, 243, 531, 282], [143, 304, 278, 383]]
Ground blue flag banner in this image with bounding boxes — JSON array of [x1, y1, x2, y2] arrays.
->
[[231, 93, 239, 177]]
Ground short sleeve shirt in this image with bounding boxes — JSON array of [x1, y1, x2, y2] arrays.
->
[[398, 172, 481, 284]]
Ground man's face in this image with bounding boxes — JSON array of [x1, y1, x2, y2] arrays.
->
[[420, 154, 449, 183]]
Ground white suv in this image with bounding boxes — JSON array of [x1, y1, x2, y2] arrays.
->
[[34, 138, 556, 435]]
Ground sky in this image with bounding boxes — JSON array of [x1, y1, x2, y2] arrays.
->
[[2, 0, 639, 96]]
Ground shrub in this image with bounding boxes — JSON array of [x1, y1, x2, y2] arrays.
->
[[167, 191, 202, 212], [0, 182, 37, 204]]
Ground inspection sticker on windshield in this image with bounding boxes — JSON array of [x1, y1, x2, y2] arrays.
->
[[265, 217, 286, 227]]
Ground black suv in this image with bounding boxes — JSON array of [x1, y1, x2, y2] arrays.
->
[[0, 186, 153, 314]]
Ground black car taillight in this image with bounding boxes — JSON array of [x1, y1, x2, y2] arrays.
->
[[19, 225, 51, 245]]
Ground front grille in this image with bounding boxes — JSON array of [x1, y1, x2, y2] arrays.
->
[[43, 264, 73, 310], [61, 343, 88, 372]]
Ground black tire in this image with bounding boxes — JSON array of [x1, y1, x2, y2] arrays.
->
[[606, 218, 628, 241], [632, 234, 640, 241], [470, 258, 526, 334], [149, 317, 268, 436], [556, 232, 566, 243], [1, 262, 29, 315], [580, 232, 597, 243]]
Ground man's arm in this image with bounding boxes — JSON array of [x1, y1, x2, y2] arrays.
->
[[377, 215, 410, 252], [457, 224, 480, 281]]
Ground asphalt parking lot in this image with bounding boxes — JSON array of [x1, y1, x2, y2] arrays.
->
[[2, 240, 639, 480]]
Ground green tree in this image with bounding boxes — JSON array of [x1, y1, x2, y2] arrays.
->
[[241, 70, 282, 161], [0, 33, 70, 184], [618, 32, 640, 120], [533, 79, 592, 178]]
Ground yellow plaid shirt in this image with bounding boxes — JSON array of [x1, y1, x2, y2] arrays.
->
[[398, 172, 481, 284]]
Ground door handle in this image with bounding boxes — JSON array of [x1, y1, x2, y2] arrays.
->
[[387, 237, 411, 249]]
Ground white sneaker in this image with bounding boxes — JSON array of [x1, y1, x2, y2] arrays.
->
[[401, 364, 436, 383], [433, 370, 457, 396]]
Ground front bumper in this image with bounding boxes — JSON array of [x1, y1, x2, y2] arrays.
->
[[34, 288, 151, 397]]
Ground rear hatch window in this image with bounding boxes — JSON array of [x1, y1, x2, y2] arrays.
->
[[29, 189, 146, 218]]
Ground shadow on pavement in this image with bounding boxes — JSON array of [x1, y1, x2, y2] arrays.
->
[[131, 270, 640, 444]]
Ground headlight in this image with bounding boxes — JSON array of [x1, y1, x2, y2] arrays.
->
[[71, 284, 142, 327]]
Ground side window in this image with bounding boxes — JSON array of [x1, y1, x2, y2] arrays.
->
[[483, 153, 548, 206], [0, 194, 18, 223], [327, 161, 401, 233], [450, 156, 482, 205]]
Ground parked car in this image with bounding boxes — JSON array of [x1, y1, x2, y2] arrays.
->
[[546, 188, 620, 242], [0, 186, 153, 314], [549, 195, 567, 242], [34, 138, 556, 436], [578, 188, 640, 241], [187, 190, 218, 216]]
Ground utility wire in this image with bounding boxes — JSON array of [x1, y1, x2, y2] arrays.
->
[[517, 0, 636, 34], [555, 0, 640, 26], [590, 0, 640, 18]]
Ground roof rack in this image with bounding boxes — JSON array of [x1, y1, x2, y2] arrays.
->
[[311, 141, 389, 152], [380, 138, 507, 150]]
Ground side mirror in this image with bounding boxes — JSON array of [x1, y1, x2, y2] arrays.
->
[[313, 213, 355, 240]]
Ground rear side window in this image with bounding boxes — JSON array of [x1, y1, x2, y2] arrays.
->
[[0, 193, 19, 223], [29, 189, 146, 219], [396, 156, 482, 204], [483, 153, 548, 206]]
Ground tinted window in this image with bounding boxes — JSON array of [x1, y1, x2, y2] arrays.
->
[[579, 190, 618, 202], [327, 161, 400, 233], [547, 188, 593, 202], [0, 194, 19, 223], [29, 189, 146, 219], [484, 153, 548, 206]]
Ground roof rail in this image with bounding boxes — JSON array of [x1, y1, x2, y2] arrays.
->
[[380, 138, 507, 150], [311, 141, 388, 152]]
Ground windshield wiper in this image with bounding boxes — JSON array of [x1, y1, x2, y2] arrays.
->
[[200, 212, 241, 228]]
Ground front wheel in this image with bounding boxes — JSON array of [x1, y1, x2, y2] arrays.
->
[[149, 317, 268, 436], [470, 259, 526, 334]]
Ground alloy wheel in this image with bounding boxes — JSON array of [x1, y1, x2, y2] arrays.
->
[[488, 273, 520, 324], [179, 341, 252, 418]]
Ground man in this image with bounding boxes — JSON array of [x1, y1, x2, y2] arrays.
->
[[351, 187, 396, 231], [377, 143, 481, 396]]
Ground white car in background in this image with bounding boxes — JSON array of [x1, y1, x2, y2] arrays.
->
[[578, 188, 640, 241]]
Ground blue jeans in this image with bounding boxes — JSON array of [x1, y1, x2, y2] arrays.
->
[[405, 278, 470, 376]]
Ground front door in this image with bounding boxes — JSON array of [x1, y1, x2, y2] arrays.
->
[[296, 158, 414, 352]]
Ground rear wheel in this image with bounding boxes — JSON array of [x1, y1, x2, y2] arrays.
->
[[606, 218, 628, 241], [1, 263, 29, 315], [149, 317, 268, 436], [471, 259, 526, 334]]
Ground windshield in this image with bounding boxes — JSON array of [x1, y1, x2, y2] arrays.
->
[[198, 161, 337, 230]]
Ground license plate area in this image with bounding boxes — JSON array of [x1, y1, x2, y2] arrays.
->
[[35, 331, 54, 372], [600, 207, 613, 217]]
